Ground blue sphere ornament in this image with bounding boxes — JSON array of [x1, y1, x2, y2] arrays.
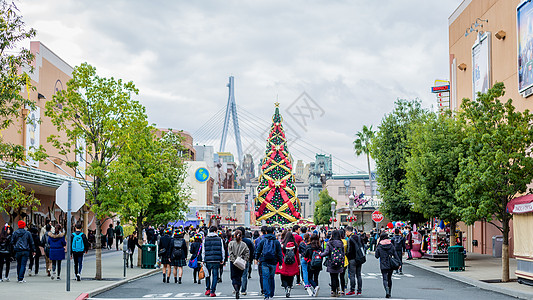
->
[[195, 167, 210, 183]]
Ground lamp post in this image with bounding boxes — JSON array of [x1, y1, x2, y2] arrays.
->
[[349, 194, 355, 220], [331, 201, 336, 228], [232, 203, 237, 228], [227, 200, 232, 227]]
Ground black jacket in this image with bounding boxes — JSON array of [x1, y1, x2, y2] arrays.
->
[[170, 237, 187, 260], [391, 234, 406, 252], [70, 231, 90, 253], [242, 237, 255, 263], [127, 237, 141, 253], [346, 234, 362, 260], [190, 241, 202, 262], [12, 229, 34, 252], [158, 234, 172, 259], [255, 233, 283, 265], [375, 239, 400, 270]]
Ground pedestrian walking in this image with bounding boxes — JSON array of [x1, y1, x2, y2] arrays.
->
[[126, 231, 141, 268], [405, 226, 413, 260], [291, 225, 303, 286], [71, 222, 89, 281], [115, 221, 124, 251], [28, 226, 41, 276], [391, 228, 405, 274], [237, 227, 254, 295], [0, 225, 13, 281], [170, 229, 187, 284], [12, 220, 35, 283], [146, 225, 156, 245], [158, 228, 173, 283], [299, 233, 310, 293], [375, 232, 400, 298], [254, 226, 267, 296], [345, 226, 365, 296], [189, 233, 202, 284], [304, 233, 323, 297], [255, 226, 283, 300], [106, 224, 114, 250], [277, 230, 300, 298], [228, 229, 249, 299], [320, 230, 344, 297], [48, 224, 65, 280], [218, 231, 229, 283], [201, 226, 225, 297], [339, 230, 348, 295], [40, 224, 52, 276]]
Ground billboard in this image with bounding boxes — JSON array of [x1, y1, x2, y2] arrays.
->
[[472, 32, 491, 100], [25, 106, 40, 167], [517, 1, 533, 93]]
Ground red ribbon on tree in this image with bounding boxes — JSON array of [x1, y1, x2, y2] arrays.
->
[[262, 144, 292, 169], [256, 179, 299, 219]]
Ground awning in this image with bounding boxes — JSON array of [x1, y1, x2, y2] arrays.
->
[[507, 194, 533, 214]]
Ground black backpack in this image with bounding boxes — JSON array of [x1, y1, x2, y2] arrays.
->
[[352, 236, 366, 265], [284, 247, 296, 265], [172, 238, 184, 259], [309, 250, 323, 270]]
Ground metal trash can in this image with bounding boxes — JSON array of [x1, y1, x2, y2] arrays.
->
[[141, 244, 156, 269], [492, 236, 503, 258], [448, 245, 465, 271]]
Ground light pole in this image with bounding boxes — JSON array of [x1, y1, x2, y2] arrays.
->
[[331, 201, 336, 228], [232, 203, 237, 228], [227, 200, 232, 227], [349, 194, 355, 222]]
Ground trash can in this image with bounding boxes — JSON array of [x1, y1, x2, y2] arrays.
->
[[492, 235, 503, 258], [448, 245, 465, 271], [141, 244, 156, 269]]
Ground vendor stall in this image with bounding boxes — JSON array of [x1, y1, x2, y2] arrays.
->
[[508, 194, 533, 286]]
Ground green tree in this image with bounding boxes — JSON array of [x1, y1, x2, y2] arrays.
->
[[45, 63, 147, 280], [101, 127, 190, 265], [0, 179, 39, 227], [456, 82, 533, 282], [313, 189, 336, 225], [405, 112, 464, 245], [353, 125, 375, 199], [371, 99, 426, 223]]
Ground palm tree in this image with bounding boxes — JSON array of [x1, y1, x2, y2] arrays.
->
[[353, 125, 375, 199]]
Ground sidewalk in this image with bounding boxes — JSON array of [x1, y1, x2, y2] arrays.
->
[[405, 252, 533, 300], [3, 249, 159, 300]]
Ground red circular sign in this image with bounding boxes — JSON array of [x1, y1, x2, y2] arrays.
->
[[372, 210, 384, 223]]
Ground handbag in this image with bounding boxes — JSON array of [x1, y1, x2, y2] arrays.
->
[[188, 244, 202, 269], [198, 264, 205, 280], [390, 254, 401, 270], [202, 262, 210, 277], [234, 256, 247, 270]]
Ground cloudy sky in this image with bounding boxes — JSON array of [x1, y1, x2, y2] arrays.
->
[[18, 0, 464, 174]]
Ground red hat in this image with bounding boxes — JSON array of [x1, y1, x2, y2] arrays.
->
[[18, 220, 26, 228]]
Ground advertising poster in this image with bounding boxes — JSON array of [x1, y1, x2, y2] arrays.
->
[[518, 0, 533, 92], [76, 137, 86, 178], [25, 106, 40, 167], [472, 32, 491, 100]]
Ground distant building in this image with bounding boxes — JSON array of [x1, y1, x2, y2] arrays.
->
[[308, 154, 333, 218]]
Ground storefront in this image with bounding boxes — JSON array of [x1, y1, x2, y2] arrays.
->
[[507, 194, 533, 285]]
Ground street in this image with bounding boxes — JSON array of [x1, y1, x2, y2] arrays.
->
[[92, 254, 515, 300]]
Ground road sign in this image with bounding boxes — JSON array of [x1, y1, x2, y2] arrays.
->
[[371, 210, 384, 223], [56, 181, 85, 212]]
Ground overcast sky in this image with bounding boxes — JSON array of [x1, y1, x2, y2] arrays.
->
[[18, 0, 464, 174]]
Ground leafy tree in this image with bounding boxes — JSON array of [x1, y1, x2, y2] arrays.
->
[[370, 99, 426, 223], [456, 82, 533, 282], [405, 112, 464, 245], [44, 63, 147, 280], [101, 126, 190, 265], [313, 189, 336, 225], [0, 179, 39, 227], [353, 125, 375, 199]]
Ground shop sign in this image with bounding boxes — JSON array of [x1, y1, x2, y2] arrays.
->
[[513, 202, 533, 213], [517, 0, 533, 94], [431, 85, 450, 93]]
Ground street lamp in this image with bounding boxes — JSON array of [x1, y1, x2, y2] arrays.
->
[[331, 201, 336, 228], [227, 200, 232, 227], [232, 203, 237, 228], [349, 194, 355, 218]]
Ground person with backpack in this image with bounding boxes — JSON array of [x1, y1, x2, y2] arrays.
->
[[276, 230, 299, 298], [48, 224, 66, 280], [114, 221, 124, 251], [0, 225, 13, 281], [40, 224, 52, 276], [201, 226, 225, 297], [320, 230, 344, 297], [228, 229, 249, 299], [338, 230, 348, 295], [375, 232, 401, 298], [345, 226, 365, 296], [170, 229, 187, 284], [391, 228, 405, 274], [189, 233, 203, 284], [304, 233, 322, 297], [405, 226, 413, 260], [71, 222, 89, 281], [291, 225, 303, 286], [299, 233, 310, 294], [158, 228, 173, 283], [12, 220, 35, 283], [254, 226, 267, 296], [28, 226, 41, 276], [106, 223, 114, 250], [255, 226, 283, 300], [237, 227, 254, 295]]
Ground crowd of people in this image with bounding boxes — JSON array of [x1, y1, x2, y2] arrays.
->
[[154, 223, 412, 299]]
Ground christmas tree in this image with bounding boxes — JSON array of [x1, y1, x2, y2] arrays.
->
[[255, 103, 301, 224]]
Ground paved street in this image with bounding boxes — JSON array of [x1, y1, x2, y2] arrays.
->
[[92, 254, 515, 300]]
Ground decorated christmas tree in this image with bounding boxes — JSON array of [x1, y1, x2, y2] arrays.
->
[[255, 103, 301, 225]]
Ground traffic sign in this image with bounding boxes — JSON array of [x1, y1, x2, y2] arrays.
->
[[371, 210, 384, 223], [56, 181, 85, 212]]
